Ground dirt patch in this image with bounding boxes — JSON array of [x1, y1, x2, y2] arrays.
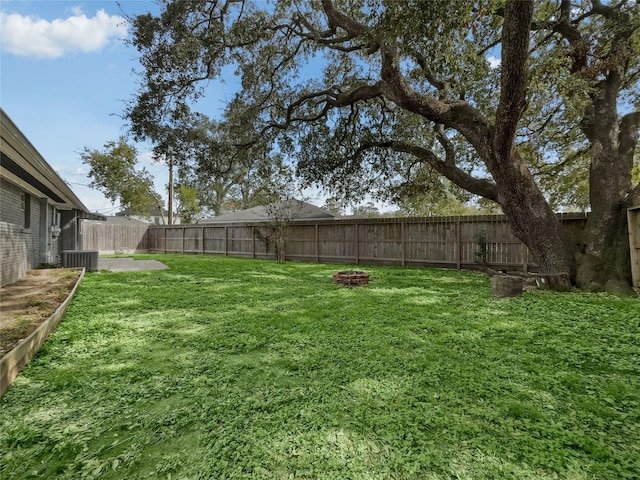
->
[[0, 268, 82, 357]]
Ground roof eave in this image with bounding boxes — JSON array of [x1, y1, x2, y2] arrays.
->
[[0, 108, 91, 213]]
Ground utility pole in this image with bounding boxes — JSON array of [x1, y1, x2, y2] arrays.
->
[[168, 151, 173, 225]]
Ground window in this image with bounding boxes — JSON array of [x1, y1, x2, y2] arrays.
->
[[21, 192, 31, 228]]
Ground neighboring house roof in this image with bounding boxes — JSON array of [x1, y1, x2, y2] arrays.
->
[[200, 200, 336, 224], [0, 108, 104, 220], [117, 207, 174, 217], [116, 208, 182, 225]]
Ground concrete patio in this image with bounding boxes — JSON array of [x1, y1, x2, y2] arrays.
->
[[97, 257, 169, 272]]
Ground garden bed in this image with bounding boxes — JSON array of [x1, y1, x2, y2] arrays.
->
[[1, 268, 83, 396]]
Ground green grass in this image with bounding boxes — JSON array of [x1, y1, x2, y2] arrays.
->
[[1, 254, 639, 479]]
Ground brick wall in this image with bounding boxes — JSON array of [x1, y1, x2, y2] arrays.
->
[[0, 222, 36, 286], [0, 179, 42, 286], [0, 178, 23, 225]]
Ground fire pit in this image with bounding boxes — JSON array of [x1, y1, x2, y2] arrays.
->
[[333, 270, 369, 287]]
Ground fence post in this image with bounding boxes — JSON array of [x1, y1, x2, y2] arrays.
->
[[252, 225, 256, 258], [201, 227, 205, 254], [182, 226, 185, 254], [456, 220, 461, 270], [224, 226, 228, 256], [401, 220, 406, 267], [354, 223, 359, 265], [163, 227, 167, 254], [315, 224, 319, 263], [522, 243, 528, 273]]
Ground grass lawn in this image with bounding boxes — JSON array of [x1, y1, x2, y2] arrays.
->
[[1, 254, 638, 479]]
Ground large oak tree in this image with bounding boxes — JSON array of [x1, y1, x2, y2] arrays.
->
[[126, 0, 640, 291]]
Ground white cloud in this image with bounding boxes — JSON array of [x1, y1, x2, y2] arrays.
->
[[487, 56, 501, 69], [74, 167, 87, 175], [0, 9, 128, 58], [53, 165, 66, 173]]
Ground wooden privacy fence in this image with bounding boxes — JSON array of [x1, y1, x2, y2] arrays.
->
[[145, 213, 588, 272], [81, 221, 149, 253]]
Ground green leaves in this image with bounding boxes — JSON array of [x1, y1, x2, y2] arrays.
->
[[124, 0, 640, 262], [80, 137, 163, 217], [173, 111, 297, 217]]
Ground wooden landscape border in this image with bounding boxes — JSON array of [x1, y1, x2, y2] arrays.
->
[[0, 268, 85, 398]]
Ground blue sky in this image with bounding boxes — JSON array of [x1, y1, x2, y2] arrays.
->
[[1, 0, 191, 214]]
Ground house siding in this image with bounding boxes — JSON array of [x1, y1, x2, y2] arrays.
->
[[0, 178, 42, 286]]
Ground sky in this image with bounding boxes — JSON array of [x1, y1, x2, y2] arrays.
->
[[0, 0, 241, 215]]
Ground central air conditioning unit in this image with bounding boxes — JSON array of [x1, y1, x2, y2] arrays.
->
[[61, 250, 99, 271]]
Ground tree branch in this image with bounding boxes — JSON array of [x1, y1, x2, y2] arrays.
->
[[294, 12, 369, 53], [331, 83, 385, 107], [320, 0, 365, 37], [346, 138, 497, 202], [320, 0, 379, 53], [378, 45, 491, 136], [591, 0, 617, 18], [434, 124, 455, 165], [303, 13, 478, 163], [528, 0, 587, 73], [409, 49, 447, 91], [533, 147, 590, 177], [387, 142, 498, 201], [493, 0, 533, 164], [236, 82, 386, 148]]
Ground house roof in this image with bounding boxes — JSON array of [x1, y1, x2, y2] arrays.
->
[[0, 108, 104, 220], [117, 206, 170, 217], [200, 200, 336, 224]]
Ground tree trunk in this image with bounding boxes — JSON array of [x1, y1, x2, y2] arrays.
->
[[490, 150, 572, 286], [487, 0, 571, 287], [576, 76, 634, 292]]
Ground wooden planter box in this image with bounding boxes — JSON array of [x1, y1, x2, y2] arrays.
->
[[0, 268, 85, 397]]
